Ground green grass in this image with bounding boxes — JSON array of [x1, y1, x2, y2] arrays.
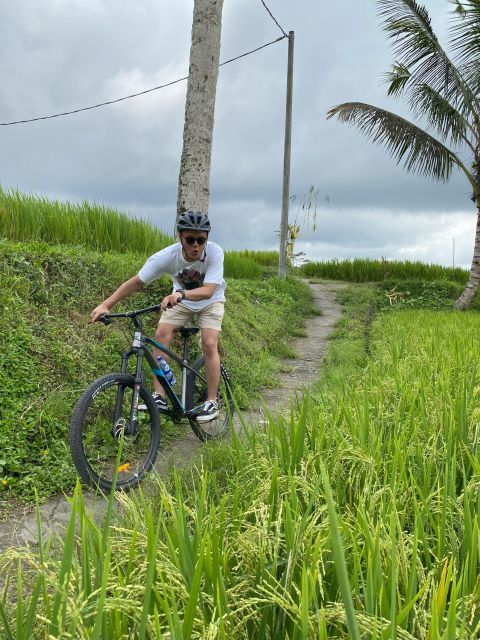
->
[[230, 249, 279, 267], [0, 186, 173, 255], [0, 186, 279, 279], [2, 291, 480, 637], [224, 251, 263, 279], [0, 239, 313, 503], [299, 257, 468, 284]]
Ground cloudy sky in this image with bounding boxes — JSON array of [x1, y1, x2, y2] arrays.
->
[[0, 0, 475, 267]]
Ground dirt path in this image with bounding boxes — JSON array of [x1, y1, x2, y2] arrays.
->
[[0, 282, 343, 552]]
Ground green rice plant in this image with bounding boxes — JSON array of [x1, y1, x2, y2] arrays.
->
[[3, 306, 480, 637], [299, 257, 468, 284], [0, 186, 285, 287], [0, 187, 278, 281], [232, 250, 278, 267], [0, 186, 173, 255], [224, 251, 262, 279], [320, 461, 361, 640]]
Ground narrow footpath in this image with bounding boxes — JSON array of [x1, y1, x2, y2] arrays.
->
[[0, 282, 343, 552]]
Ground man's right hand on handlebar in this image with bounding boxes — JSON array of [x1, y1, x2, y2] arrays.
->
[[90, 303, 111, 323], [160, 293, 183, 312]]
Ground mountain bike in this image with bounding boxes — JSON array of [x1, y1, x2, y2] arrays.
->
[[69, 304, 234, 492]]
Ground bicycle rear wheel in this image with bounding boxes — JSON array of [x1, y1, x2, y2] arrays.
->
[[187, 357, 234, 441], [70, 373, 160, 492]]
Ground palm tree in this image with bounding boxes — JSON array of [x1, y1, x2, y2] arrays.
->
[[177, 0, 224, 221], [327, 0, 480, 309]]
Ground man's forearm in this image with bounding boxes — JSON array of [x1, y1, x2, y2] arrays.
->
[[184, 284, 216, 301], [104, 276, 143, 308]]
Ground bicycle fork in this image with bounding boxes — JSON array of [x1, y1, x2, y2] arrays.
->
[[112, 330, 144, 438]]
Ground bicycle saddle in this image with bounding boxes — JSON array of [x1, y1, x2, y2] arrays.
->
[[176, 327, 200, 337]]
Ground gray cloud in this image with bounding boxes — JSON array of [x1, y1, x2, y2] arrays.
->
[[0, 0, 473, 267]]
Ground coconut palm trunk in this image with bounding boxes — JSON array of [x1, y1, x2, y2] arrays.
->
[[454, 205, 480, 309], [176, 0, 224, 220]]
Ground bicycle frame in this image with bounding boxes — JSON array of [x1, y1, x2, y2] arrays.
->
[[98, 305, 209, 434], [118, 327, 208, 422]]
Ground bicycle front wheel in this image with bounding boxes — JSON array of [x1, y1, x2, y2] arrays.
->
[[187, 357, 234, 441], [70, 373, 160, 492]]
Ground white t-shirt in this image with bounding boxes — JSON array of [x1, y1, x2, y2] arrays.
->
[[137, 241, 226, 311]]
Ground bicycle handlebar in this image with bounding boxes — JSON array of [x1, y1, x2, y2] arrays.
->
[[98, 304, 161, 325]]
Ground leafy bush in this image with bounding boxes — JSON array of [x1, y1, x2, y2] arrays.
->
[[376, 279, 464, 310]]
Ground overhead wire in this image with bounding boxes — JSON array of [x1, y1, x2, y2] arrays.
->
[[0, 35, 286, 127], [259, 0, 287, 37]]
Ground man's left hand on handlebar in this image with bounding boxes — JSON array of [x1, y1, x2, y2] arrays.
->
[[160, 293, 183, 311], [90, 303, 111, 323]]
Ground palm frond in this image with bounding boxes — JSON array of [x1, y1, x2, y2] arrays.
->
[[326, 102, 472, 184], [385, 63, 411, 97], [449, 1, 480, 63], [458, 57, 480, 99], [377, 0, 480, 119], [409, 84, 473, 147]]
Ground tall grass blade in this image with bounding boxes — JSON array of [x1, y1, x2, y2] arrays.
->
[[320, 461, 361, 640], [0, 600, 14, 640], [182, 535, 205, 639]]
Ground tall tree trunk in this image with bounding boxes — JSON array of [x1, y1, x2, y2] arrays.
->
[[176, 0, 224, 220], [454, 208, 480, 309]]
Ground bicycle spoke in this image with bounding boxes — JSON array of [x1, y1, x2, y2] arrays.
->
[[73, 377, 159, 489], [189, 361, 234, 440]]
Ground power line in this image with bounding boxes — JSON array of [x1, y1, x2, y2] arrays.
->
[[1, 76, 189, 126], [259, 0, 287, 37], [0, 35, 286, 127]]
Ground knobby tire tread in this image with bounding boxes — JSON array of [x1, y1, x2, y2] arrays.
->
[[70, 373, 160, 492]]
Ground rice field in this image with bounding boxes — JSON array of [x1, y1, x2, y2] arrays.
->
[[231, 249, 278, 267], [0, 187, 276, 279], [0, 187, 173, 255], [1, 308, 479, 638], [299, 257, 468, 284]]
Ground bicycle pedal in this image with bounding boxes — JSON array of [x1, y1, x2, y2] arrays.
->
[[185, 405, 203, 418]]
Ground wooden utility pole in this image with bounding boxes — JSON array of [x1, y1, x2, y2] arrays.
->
[[278, 31, 295, 279], [176, 0, 224, 223]]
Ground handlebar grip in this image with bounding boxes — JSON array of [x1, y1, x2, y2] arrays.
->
[[98, 315, 113, 325]]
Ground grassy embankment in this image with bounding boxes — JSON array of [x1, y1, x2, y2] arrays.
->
[[0, 188, 311, 503]]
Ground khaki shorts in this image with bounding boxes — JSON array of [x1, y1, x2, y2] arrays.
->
[[159, 301, 225, 331]]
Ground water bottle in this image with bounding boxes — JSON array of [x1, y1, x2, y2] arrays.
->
[[157, 356, 176, 387]]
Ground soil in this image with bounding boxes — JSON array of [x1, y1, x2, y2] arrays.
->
[[0, 282, 344, 553]]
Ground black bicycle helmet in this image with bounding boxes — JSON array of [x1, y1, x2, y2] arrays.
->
[[176, 211, 211, 232]]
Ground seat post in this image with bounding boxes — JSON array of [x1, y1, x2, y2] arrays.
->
[[182, 333, 190, 362], [180, 333, 190, 410]]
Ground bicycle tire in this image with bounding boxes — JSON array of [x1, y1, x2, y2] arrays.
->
[[70, 373, 160, 492], [187, 357, 234, 441]]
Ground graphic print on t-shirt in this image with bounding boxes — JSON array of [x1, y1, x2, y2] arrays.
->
[[176, 267, 205, 290]]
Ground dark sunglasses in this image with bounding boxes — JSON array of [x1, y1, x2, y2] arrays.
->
[[182, 236, 208, 246]]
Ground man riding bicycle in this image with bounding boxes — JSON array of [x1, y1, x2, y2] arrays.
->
[[90, 211, 226, 422]]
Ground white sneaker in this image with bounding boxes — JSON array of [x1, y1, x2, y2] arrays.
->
[[138, 392, 168, 412], [196, 400, 219, 422]]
